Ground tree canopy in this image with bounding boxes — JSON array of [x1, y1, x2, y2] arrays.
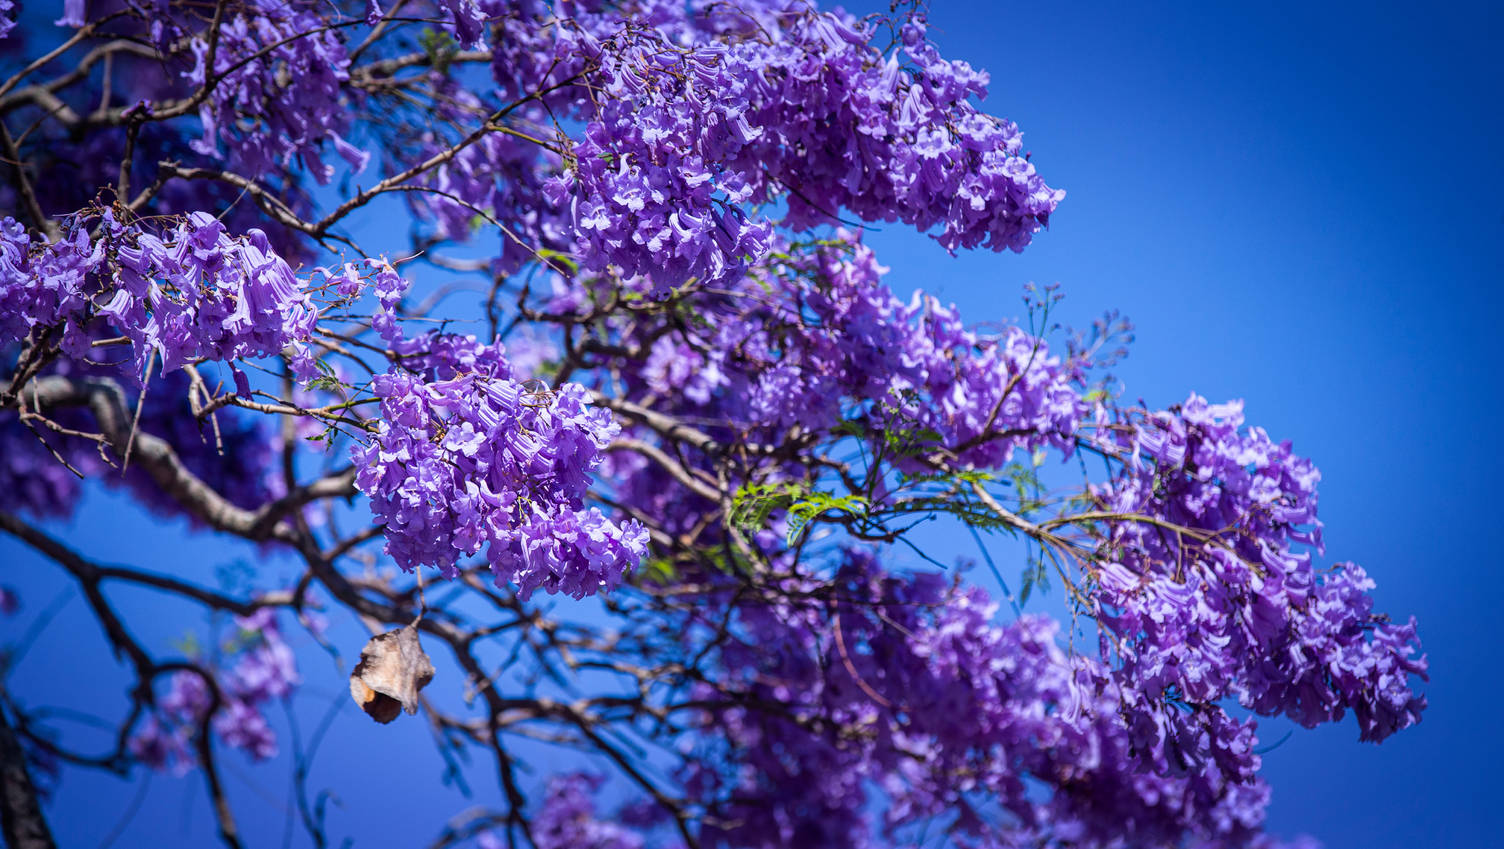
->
[[0, 3, 1427, 848]]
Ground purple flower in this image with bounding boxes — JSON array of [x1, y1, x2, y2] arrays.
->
[[213, 699, 277, 760], [128, 717, 193, 776], [353, 368, 645, 598]]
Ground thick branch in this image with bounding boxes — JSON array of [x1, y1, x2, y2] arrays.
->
[[0, 694, 56, 849], [13, 376, 321, 543]]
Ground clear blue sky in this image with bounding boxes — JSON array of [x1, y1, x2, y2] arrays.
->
[[2, 1, 1500, 847], [860, 2, 1503, 846]]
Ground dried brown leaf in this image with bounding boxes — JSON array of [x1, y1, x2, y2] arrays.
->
[[349, 623, 435, 724]]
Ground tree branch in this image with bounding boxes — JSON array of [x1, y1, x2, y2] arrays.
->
[[0, 692, 56, 849]]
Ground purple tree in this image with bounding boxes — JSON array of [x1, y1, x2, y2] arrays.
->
[[0, 3, 1425, 848]]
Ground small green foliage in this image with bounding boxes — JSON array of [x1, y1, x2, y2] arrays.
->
[[638, 557, 679, 586], [897, 468, 997, 487], [1019, 554, 1050, 605], [730, 480, 802, 531], [835, 411, 946, 462], [305, 357, 350, 394], [303, 421, 341, 450], [830, 419, 866, 439], [305, 375, 345, 394], [730, 480, 868, 545], [418, 28, 459, 73], [171, 630, 202, 659], [536, 248, 579, 274], [1002, 461, 1048, 516], [785, 490, 868, 545]]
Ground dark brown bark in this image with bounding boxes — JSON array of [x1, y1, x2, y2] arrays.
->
[[0, 695, 56, 849]]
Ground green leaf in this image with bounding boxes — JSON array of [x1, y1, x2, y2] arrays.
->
[[536, 248, 579, 274], [785, 512, 809, 546], [639, 558, 679, 586], [731, 481, 867, 545]]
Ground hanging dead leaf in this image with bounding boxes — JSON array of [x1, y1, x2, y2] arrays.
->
[[349, 623, 435, 724]]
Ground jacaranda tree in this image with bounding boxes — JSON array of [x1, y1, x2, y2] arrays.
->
[[0, 2, 1428, 848]]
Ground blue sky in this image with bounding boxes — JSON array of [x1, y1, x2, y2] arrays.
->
[[855, 2, 1503, 846], [3, 1, 1501, 847]]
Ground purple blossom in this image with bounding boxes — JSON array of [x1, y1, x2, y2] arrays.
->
[[128, 717, 193, 776], [1085, 395, 1427, 743], [160, 672, 210, 722], [1, 211, 318, 378], [686, 552, 1280, 849], [531, 774, 644, 849], [130, 612, 300, 770], [353, 369, 647, 598], [184, 0, 367, 185], [228, 613, 299, 703], [213, 699, 277, 760], [54, 0, 86, 28]]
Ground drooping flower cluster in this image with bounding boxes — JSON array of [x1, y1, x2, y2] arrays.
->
[[346, 259, 646, 597], [558, 10, 1060, 290], [738, 13, 1065, 251], [402, 4, 1059, 293], [0, 211, 318, 380], [1088, 396, 1427, 743], [129, 609, 299, 771], [353, 367, 647, 598], [681, 552, 1285, 849], [0, 218, 99, 353], [183, 0, 368, 184]]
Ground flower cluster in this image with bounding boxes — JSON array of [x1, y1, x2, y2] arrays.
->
[[412, 3, 1059, 293], [184, 0, 368, 184], [737, 13, 1065, 252], [1, 211, 318, 381], [671, 552, 1319, 849], [352, 368, 647, 599], [557, 8, 1061, 290], [1088, 396, 1428, 743], [0, 218, 100, 353], [609, 233, 1084, 467], [129, 609, 299, 771], [559, 26, 778, 291], [346, 259, 646, 597]]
